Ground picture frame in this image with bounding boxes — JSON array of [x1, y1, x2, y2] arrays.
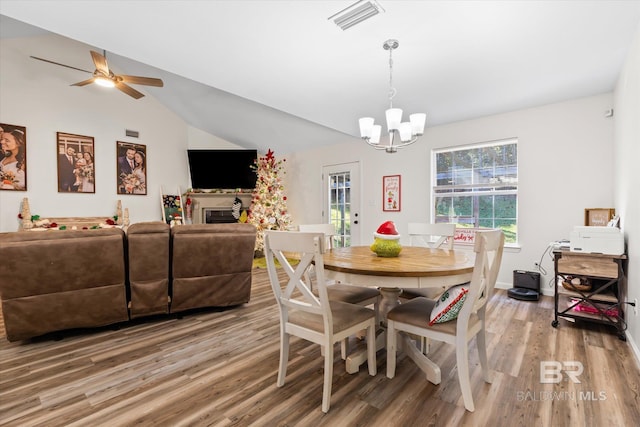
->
[[584, 208, 615, 226], [117, 141, 147, 195], [57, 132, 94, 193], [0, 123, 27, 191], [383, 175, 401, 212]]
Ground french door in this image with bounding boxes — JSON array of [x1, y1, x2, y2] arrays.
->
[[322, 162, 360, 247]]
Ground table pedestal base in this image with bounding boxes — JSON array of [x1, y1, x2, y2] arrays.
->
[[399, 332, 442, 384]]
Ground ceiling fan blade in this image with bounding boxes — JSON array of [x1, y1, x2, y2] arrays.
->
[[71, 78, 96, 87], [119, 75, 164, 87], [115, 82, 145, 99], [90, 50, 110, 76], [30, 56, 92, 73]]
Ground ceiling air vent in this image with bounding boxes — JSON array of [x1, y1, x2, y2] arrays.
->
[[328, 0, 384, 31]]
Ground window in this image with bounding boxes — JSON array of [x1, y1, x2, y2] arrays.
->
[[329, 171, 351, 247], [432, 139, 518, 244]]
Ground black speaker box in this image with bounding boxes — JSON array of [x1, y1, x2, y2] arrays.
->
[[508, 270, 541, 301]]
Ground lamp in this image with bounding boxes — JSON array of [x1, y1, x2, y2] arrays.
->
[[359, 39, 426, 153], [94, 75, 115, 88]]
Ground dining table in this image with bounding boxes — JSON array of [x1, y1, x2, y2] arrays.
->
[[322, 245, 475, 379]]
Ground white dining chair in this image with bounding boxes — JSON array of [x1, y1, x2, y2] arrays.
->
[[298, 223, 381, 359], [401, 222, 456, 301], [386, 229, 504, 412], [264, 230, 377, 413]]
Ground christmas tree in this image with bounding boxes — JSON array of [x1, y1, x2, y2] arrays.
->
[[247, 149, 292, 252]]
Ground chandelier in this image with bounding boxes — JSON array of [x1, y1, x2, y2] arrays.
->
[[358, 39, 426, 153]]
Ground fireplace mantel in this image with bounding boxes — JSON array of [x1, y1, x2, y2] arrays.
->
[[186, 192, 252, 224]]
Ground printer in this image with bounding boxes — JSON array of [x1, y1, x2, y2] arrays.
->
[[570, 226, 625, 255]]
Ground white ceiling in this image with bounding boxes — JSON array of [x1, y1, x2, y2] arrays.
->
[[1, 1, 639, 154]]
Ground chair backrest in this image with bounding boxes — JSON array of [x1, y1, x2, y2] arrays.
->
[[264, 230, 333, 334], [407, 222, 456, 249], [298, 223, 336, 252], [458, 229, 504, 332]]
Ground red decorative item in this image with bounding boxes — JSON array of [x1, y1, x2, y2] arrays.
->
[[376, 221, 399, 236]]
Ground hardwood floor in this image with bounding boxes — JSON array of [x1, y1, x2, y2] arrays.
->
[[1, 267, 638, 426]]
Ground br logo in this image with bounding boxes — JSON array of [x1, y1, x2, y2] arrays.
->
[[540, 361, 584, 384]]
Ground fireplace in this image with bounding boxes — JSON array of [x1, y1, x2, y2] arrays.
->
[[186, 192, 252, 224], [204, 208, 236, 224]]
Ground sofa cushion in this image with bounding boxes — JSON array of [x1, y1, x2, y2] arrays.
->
[[170, 224, 256, 312], [126, 222, 171, 318]]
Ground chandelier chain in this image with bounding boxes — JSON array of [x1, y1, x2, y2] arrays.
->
[[388, 47, 396, 108]]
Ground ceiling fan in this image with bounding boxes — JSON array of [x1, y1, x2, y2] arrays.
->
[[30, 50, 164, 99]]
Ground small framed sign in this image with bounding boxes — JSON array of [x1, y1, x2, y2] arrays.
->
[[584, 208, 615, 226], [383, 175, 401, 212]]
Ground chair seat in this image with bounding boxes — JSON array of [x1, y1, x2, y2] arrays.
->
[[400, 287, 443, 300], [387, 297, 478, 336], [327, 284, 380, 304], [289, 301, 375, 333]]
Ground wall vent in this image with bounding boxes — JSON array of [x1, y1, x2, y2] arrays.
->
[[125, 129, 139, 138]]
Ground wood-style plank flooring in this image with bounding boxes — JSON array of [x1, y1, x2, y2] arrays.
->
[[1, 267, 639, 426]]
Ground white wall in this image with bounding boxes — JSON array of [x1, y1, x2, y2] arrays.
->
[[0, 34, 193, 230], [286, 93, 615, 293], [614, 24, 640, 357]]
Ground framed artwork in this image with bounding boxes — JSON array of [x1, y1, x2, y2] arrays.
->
[[0, 123, 27, 191], [57, 132, 94, 193], [584, 208, 615, 226], [117, 141, 147, 195], [383, 175, 401, 212]]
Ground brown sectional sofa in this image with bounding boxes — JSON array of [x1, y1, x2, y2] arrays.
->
[[0, 223, 256, 342]]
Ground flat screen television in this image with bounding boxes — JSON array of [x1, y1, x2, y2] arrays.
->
[[187, 149, 258, 190]]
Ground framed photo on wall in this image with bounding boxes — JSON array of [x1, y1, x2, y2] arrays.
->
[[0, 123, 27, 191], [57, 132, 95, 193], [117, 141, 147, 195], [383, 175, 401, 212]]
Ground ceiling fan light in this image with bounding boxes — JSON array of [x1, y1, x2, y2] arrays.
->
[[95, 76, 115, 88]]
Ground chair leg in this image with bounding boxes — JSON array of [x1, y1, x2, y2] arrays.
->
[[322, 344, 333, 413], [341, 338, 348, 360], [367, 321, 377, 376], [420, 337, 431, 354], [477, 327, 493, 383], [277, 332, 290, 387], [386, 320, 397, 379], [456, 340, 475, 412]]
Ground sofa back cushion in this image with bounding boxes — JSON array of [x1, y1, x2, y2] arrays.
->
[[126, 222, 171, 318], [0, 228, 128, 341], [170, 224, 256, 312]]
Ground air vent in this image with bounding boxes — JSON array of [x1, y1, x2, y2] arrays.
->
[[125, 129, 139, 138], [328, 0, 384, 31]]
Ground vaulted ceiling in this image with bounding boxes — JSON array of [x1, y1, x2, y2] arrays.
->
[[2, 1, 639, 154]]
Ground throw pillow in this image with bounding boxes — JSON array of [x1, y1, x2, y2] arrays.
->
[[429, 284, 469, 325]]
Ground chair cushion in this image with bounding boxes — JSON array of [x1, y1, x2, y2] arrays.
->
[[289, 301, 375, 334], [429, 284, 469, 325], [400, 287, 443, 300], [387, 297, 459, 335], [327, 284, 379, 304]]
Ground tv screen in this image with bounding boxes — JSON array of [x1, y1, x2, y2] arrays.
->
[[187, 149, 258, 190]]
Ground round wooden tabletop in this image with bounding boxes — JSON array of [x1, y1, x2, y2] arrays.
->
[[322, 246, 475, 278]]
